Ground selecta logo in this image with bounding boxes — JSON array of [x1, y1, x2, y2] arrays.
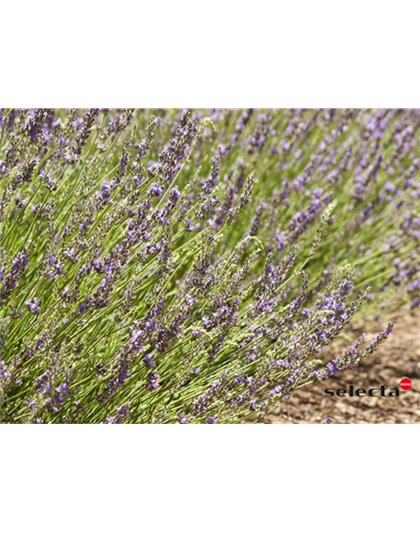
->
[[325, 386, 399, 397], [400, 378, 412, 391], [325, 378, 413, 397]]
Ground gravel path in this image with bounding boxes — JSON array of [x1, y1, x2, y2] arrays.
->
[[266, 314, 420, 424]]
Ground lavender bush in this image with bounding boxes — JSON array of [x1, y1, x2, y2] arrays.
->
[[0, 109, 418, 423]]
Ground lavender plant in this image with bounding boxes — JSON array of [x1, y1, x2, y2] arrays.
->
[[0, 109, 418, 423]]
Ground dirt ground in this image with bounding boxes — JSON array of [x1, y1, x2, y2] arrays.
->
[[266, 314, 420, 424]]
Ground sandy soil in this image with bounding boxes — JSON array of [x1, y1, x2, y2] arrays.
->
[[266, 314, 420, 424]]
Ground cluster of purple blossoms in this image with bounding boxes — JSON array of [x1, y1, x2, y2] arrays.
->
[[146, 371, 160, 391], [25, 297, 40, 314]]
